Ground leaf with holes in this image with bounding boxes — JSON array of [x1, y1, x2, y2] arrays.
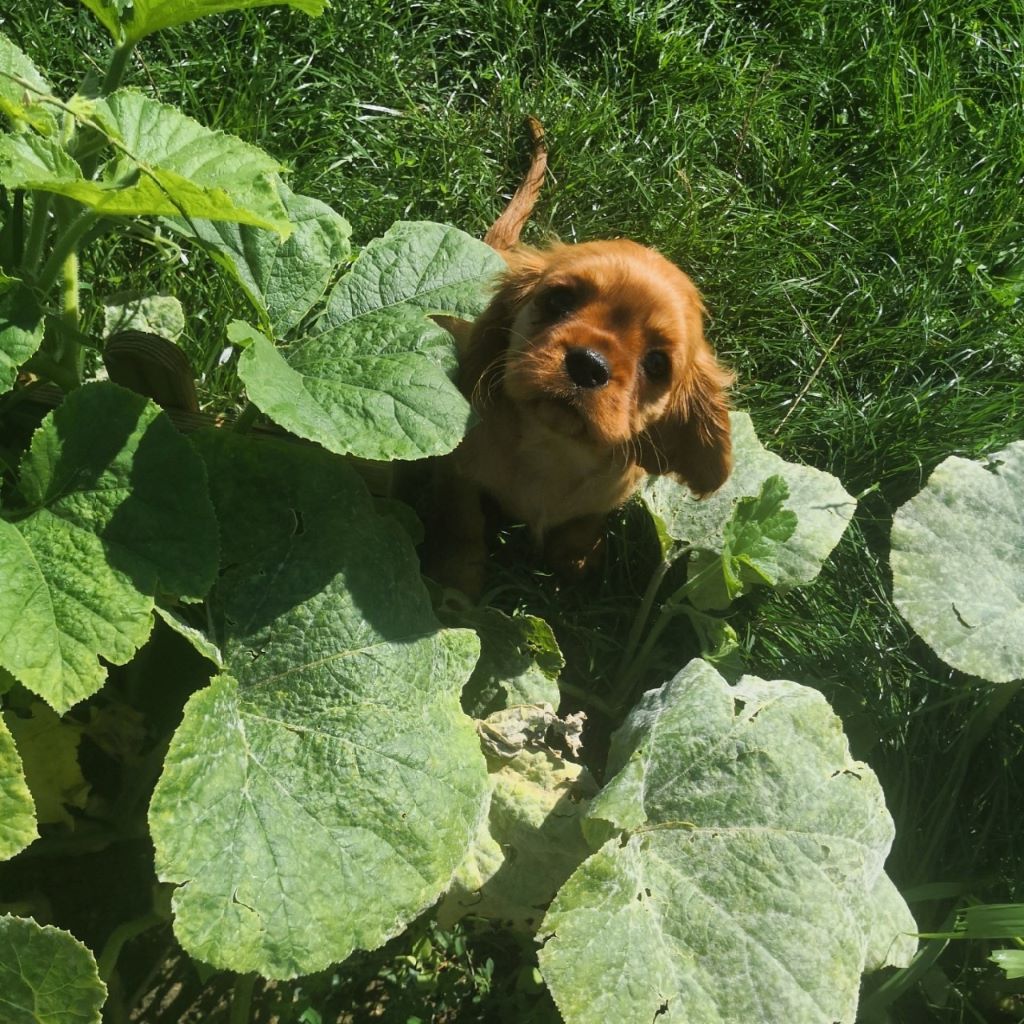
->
[[148, 431, 488, 978], [539, 659, 916, 1024], [891, 442, 1024, 683]]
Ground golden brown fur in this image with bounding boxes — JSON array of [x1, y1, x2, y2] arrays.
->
[[426, 239, 733, 595]]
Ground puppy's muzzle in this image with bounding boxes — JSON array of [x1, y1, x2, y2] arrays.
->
[[564, 347, 611, 389]]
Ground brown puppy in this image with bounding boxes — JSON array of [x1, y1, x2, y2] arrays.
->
[[425, 239, 733, 596]]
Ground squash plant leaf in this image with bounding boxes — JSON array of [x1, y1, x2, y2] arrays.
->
[[236, 222, 502, 461], [149, 431, 489, 979], [642, 412, 856, 608], [78, 0, 326, 45], [891, 441, 1024, 683], [0, 281, 44, 398], [0, 717, 37, 861], [439, 705, 596, 932], [0, 914, 106, 1024], [0, 382, 219, 714], [167, 180, 351, 335], [539, 659, 915, 1024], [0, 91, 290, 235], [0, 32, 57, 135]]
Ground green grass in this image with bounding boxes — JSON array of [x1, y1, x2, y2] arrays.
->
[[3, 0, 1023, 1019]]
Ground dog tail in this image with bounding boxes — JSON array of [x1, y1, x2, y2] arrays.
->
[[483, 116, 547, 252]]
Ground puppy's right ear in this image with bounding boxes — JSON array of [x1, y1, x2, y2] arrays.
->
[[458, 245, 550, 406]]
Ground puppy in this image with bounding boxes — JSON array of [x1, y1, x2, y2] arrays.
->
[[425, 239, 733, 596]]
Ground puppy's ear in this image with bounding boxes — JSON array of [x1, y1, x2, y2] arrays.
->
[[639, 346, 733, 496], [458, 245, 551, 406]]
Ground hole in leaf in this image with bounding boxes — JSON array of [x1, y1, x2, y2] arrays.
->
[[733, 698, 746, 714], [983, 457, 1005, 475], [653, 1000, 670, 1020]]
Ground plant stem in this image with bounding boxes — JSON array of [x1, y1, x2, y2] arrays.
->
[[96, 911, 165, 984], [101, 41, 137, 95], [232, 401, 261, 433], [23, 193, 54, 274], [229, 974, 257, 1024], [36, 210, 98, 293]]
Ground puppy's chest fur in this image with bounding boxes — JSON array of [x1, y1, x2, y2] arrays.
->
[[454, 400, 643, 540]]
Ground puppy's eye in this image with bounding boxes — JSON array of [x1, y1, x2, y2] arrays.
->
[[538, 284, 578, 318], [642, 350, 671, 382]]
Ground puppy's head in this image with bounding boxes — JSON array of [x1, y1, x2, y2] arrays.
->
[[462, 239, 733, 496]]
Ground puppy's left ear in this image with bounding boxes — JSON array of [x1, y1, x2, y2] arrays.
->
[[639, 347, 733, 496]]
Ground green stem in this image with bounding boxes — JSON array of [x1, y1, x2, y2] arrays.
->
[[616, 550, 690, 680], [229, 974, 257, 1024], [615, 558, 725, 700], [232, 401, 261, 433], [23, 193, 54, 274], [36, 210, 98, 293], [96, 911, 165, 984], [101, 41, 136, 95]]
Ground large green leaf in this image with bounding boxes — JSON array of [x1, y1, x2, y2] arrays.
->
[[0, 91, 290, 235], [0, 383, 218, 713], [0, 915, 106, 1024], [642, 412, 856, 608], [79, 0, 326, 44], [0, 32, 57, 134], [149, 431, 489, 978], [237, 222, 503, 460], [168, 181, 351, 335], [539, 659, 916, 1024], [891, 441, 1024, 683], [0, 282, 44, 397], [0, 718, 37, 861]]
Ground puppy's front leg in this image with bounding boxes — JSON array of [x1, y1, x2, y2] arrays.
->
[[421, 463, 489, 599], [543, 513, 608, 583]]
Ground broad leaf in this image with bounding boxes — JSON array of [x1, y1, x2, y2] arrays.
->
[[0, 717, 37, 860], [4, 702, 88, 828], [149, 431, 489, 978], [642, 412, 856, 605], [169, 180, 351, 335], [0, 92, 290, 235], [237, 222, 503, 460], [0, 282, 44, 397], [891, 442, 1024, 683], [441, 605, 562, 717], [539, 659, 916, 1024], [0, 915, 106, 1024], [79, 0, 326, 44], [0, 383, 218, 713], [103, 293, 185, 339], [0, 32, 57, 134], [439, 705, 596, 931]]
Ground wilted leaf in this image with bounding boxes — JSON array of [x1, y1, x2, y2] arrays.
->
[[149, 431, 488, 978], [0, 718, 37, 860], [539, 659, 915, 1024], [237, 222, 502, 461], [0, 383, 218, 713], [891, 442, 1024, 683], [0, 915, 106, 1023], [439, 705, 596, 932], [169, 180, 351, 335], [78, 0, 326, 44], [642, 412, 856, 605]]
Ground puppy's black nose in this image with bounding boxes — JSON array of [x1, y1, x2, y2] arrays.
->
[[565, 347, 611, 389]]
